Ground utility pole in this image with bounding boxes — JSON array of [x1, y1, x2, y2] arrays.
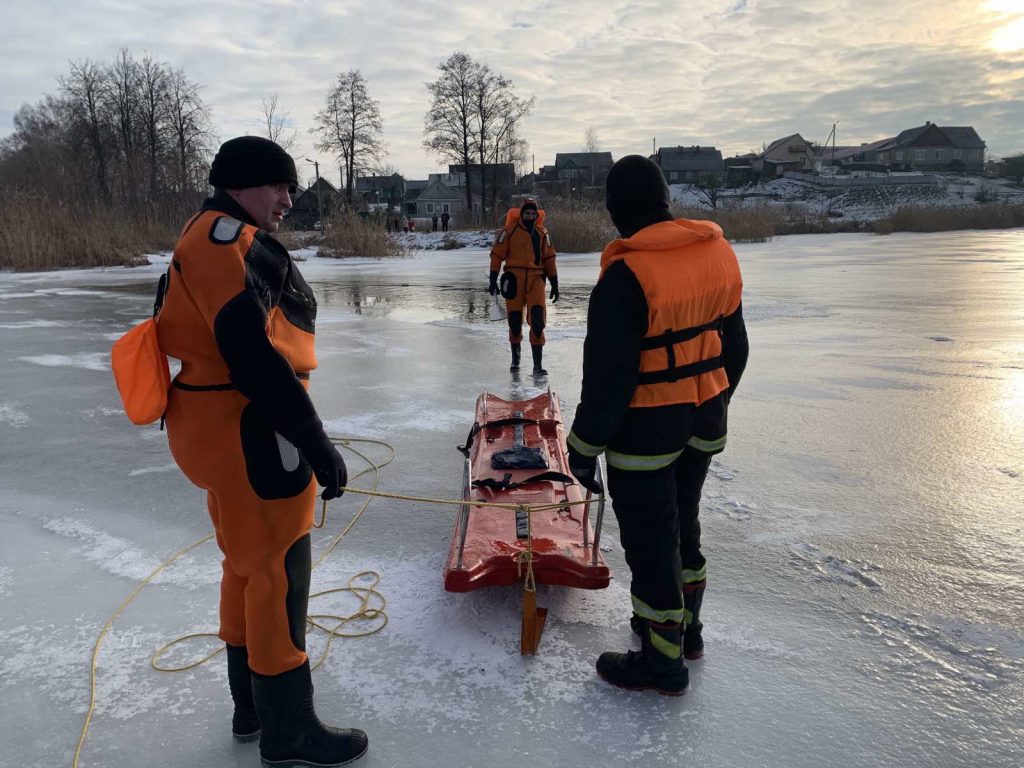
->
[[653, 137, 656, 157], [306, 158, 325, 235], [824, 122, 839, 168]]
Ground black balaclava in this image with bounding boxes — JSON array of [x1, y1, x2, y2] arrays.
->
[[520, 197, 539, 231], [520, 197, 542, 264], [209, 136, 298, 193], [605, 154, 674, 238]]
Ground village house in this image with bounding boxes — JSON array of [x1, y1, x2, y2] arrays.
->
[[289, 177, 349, 229], [356, 173, 406, 213], [651, 145, 724, 183], [820, 123, 986, 173], [411, 176, 480, 224], [753, 133, 818, 178]]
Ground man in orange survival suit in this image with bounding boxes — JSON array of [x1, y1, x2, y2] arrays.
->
[[156, 137, 367, 766], [567, 155, 748, 695], [488, 197, 559, 375]]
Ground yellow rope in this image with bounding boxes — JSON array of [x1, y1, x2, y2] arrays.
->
[[73, 434, 599, 766], [151, 437, 394, 674], [74, 436, 393, 768]]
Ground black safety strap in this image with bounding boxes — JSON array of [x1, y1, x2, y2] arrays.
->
[[153, 271, 168, 318], [471, 471, 576, 492], [640, 315, 725, 384], [172, 380, 236, 392], [457, 417, 540, 456], [172, 371, 308, 392], [640, 316, 724, 350], [637, 356, 724, 385]]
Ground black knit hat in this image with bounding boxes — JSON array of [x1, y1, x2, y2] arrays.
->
[[605, 155, 672, 237], [209, 136, 298, 192]]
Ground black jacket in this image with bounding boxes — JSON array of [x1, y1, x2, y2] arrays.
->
[[569, 258, 748, 460]]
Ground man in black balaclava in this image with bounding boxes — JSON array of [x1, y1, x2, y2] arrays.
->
[[488, 197, 559, 375], [566, 155, 749, 695]]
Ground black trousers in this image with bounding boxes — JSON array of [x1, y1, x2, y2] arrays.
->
[[607, 447, 713, 621]]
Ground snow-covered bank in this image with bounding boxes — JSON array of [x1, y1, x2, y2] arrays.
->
[[671, 174, 1024, 222]]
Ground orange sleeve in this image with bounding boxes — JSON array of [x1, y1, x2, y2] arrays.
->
[[542, 229, 557, 277], [489, 227, 510, 273]]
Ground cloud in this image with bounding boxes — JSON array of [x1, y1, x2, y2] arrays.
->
[[2, 0, 1022, 185]]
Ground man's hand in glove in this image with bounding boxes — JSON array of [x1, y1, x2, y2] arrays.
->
[[568, 448, 602, 494], [302, 433, 348, 500], [548, 275, 559, 303], [488, 271, 500, 296]]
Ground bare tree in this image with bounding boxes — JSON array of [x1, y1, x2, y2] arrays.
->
[[261, 92, 297, 153], [424, 52, 478, 217], [695, 172, 721, 210], [583, 127, 600, 153], [497, 123, 530, 182], [60, 59, 111, 197], [472, 62, 533, 218], [424, 52, 533, 223], [312, 70, 384, 204], [165, 66, 212, 198], [138, 54, 170, 199], [107, 48, 144, 201]]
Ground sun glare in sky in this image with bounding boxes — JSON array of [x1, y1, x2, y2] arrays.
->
[[986, 0, 1024, 51]]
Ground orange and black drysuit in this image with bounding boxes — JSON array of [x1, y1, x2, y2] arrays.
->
[[489, 217, 557, 346], [568, 218, 747, 658], [157, 193, 335, 677]]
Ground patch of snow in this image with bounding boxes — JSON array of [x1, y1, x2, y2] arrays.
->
[[42, 517, 219, 589], [18, 353, 110, 372], [0, 403, 29, 429]]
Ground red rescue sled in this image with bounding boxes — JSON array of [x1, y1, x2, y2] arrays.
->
[[444, 390, 611, 653]]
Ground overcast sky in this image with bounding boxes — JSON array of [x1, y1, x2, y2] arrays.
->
[[4, 0, 1022, 186]]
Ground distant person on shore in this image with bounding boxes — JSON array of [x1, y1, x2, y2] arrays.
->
[[156, 136, 367, 765], [441, 210, 450, 232], [567, 155, 748, 695], [432, 213, 439, 232], [488, 197, 559, 375]]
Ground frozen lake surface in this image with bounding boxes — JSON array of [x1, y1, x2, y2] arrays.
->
[[1, 230, 1022, 767]]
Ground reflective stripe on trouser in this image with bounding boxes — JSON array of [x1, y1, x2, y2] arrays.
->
[[166, 388, 316, 676], [504, 268, 547, 345], [607, 461, 685, 630], [647, 622, 682, 660], [606, 448, 683, 472], [687, 434, 726, 453]]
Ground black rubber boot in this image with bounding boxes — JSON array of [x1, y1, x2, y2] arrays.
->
[[252, 661, 368, 767], [531, 344, 547, 376], [227, 644, 260, 743], [510, 343, 521, 372], [598, 620, 688, 696], [683, 583, 705, 660]]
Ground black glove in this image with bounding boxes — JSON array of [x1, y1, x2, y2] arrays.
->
[[488, 271, 499, 296], [301, 431, 348, 500], [568, 448, 602, 494], [548, 275, 559, 303]]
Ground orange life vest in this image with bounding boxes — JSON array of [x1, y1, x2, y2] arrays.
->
[[600, 219, 743, 408]]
